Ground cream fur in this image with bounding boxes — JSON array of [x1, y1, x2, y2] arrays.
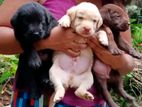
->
[[49, 2, 108, 107]]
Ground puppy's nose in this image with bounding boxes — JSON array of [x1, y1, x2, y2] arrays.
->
[[122, 21, 130, 29], [128, 21, 130, 25], [33, 31, 40, 36], [83, 27, 90, 32]]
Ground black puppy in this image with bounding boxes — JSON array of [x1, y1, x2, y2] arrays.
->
[[11, 2, 57, 98], [11, 2, 57, 69]]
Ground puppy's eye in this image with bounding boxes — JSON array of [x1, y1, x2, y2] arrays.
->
[[78, 16, 83, 20], [93, 20, 96, 22], [115, 15, 120, 18]]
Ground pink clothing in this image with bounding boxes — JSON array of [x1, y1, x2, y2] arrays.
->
[[43, 0, 76, 20], [62, 87, 105, 107]]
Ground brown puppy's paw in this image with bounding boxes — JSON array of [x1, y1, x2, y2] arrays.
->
[[129, 49, 142, 59], [108, 45, 122, 55]]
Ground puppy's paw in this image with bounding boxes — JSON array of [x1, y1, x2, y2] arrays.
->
[[108, 44, 122, 55], [75, 90, 94, 101], [58, 15, 71, 27], [29, 57, 41, 69], [54, 88, 65, 103], [97, 30, 108, 46], [129, 50, 142, 59], [83, 92, 94, 100], [28, 52, 42, 69]]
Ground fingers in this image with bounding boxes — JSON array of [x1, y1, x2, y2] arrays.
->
[[87, 39, 96, 49], [71, 41, 87, 50], [73, 37, 88, 44], [64, 41, 87, 57], [65, 34, 87, 52], [65, 49, 81, 57], [87, 36, 100, 49]]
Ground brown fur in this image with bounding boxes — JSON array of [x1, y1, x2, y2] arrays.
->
[[101, 4, 142, 58], [94, 4, 141, 107]]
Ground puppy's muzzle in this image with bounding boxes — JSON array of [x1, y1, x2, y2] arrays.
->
[[28, 31, 43, 41], [83, 27, 91, 33], [120, 20, 130, 30]]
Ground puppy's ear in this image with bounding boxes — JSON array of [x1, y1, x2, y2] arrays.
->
[[44, 10, 57, 36], [100, 8, 111, 25], [11, 13, 18, 27], [11, 12, 18, 28], [66, 6, 78, 21]]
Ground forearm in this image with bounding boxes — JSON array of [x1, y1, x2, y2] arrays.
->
[[35, 26, 87, 52], [0, 26, 50, 54], [0, 26, 87, 56], [0, 27, 23, 54], [0, 26, 55, 55]]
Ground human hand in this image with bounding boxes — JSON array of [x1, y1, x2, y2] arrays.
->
[[41, 26, 87, 57], [87, 36, 100, 50]]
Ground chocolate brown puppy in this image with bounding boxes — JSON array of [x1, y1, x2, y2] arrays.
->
[[100, 4, 142, 58], [93, 4, 141, 107]]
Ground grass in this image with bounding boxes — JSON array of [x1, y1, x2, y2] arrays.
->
[[0, 55, 18, 91], [131, 19, 142, 52], [0, 0, 3, 4]]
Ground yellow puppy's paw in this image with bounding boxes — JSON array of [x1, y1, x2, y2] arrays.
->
[[58, 15, 71, 27], [53, 88, 65, 103], [75, 89, 94, 101], [97, 30, 108, 46]]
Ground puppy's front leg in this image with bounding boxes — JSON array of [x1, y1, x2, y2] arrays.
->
[[28, 49, 41, 68], [20, 42, 41, 69], [58, 15, 71, 27], [104, 26, 122, 55], [118, 36, 142, 59], [96, 30, 108, 46]]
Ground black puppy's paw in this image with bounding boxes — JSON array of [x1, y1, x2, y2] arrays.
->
[[28, 52, 42, 69]]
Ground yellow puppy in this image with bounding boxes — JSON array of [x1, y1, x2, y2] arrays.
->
[[49, 2, 108, 107]]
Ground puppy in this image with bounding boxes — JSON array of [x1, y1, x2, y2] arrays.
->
[[101, 4, 142, 58], [93, 4, 141, 107], [11, 2, 57, 98], [49, 2, 108, 106], [11, 2, 57, 69]]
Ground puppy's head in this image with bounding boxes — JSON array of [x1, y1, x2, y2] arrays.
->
[[100, 4, 130, 31], [11, 2, 57, 42], [67, 2, 103, 37]]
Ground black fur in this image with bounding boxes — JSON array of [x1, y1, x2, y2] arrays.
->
[[11, 2, 57, 99], [11, 2, 57, 68]]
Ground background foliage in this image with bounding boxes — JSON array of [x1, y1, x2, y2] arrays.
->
[[0, 0, 3, 4], [0, 55, 18, 91]]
